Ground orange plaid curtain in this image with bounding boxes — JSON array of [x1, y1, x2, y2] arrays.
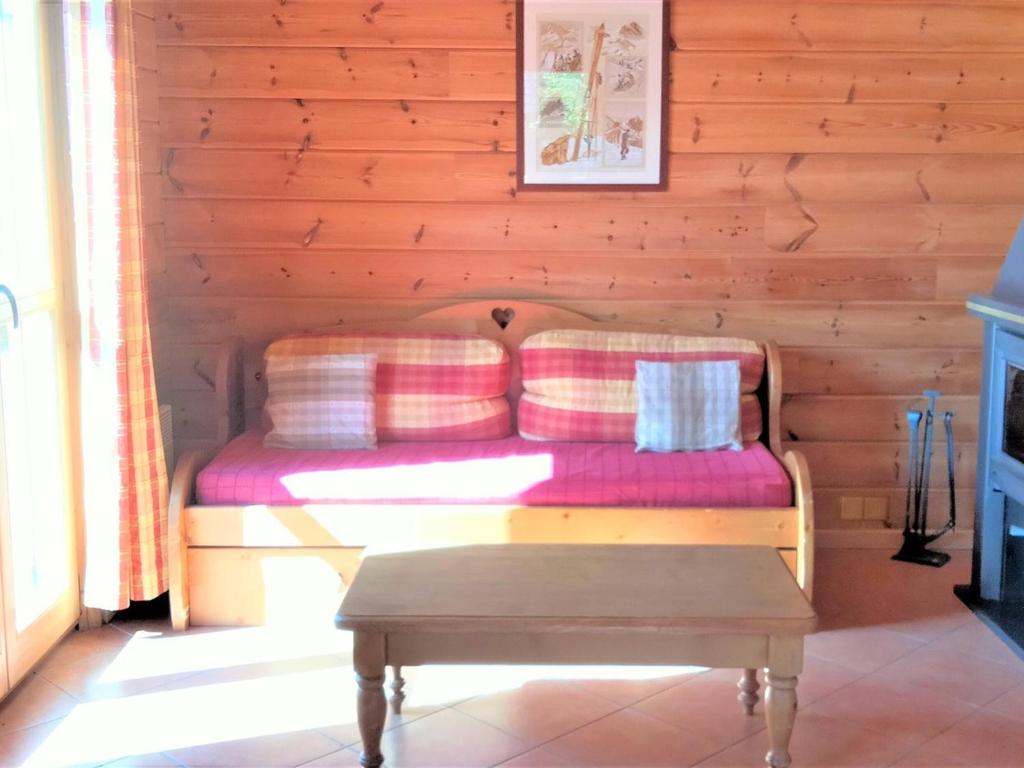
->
[[64, 0, 168, 610]]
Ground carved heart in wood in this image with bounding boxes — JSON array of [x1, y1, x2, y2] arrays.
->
[[491, 307, 516, 330]]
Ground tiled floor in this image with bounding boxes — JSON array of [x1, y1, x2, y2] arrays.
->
[[2, 549, 1024, 767]]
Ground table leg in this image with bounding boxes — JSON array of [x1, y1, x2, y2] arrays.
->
[[764, 671, 797, 768], [354, 632, 387, 768], [737, 668, 759, 716], [390, 665, 406, 715]]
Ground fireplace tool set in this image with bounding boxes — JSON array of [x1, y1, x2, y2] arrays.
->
[[893, 389, 958, 567]]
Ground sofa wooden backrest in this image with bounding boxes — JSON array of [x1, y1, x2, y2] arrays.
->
[[214, 299, 784, 457]]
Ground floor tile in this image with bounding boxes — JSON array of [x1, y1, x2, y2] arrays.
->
[[893, 709, 1024, 766], [986, 681, 1024, 724], [567, 669, 699, 707], [454, 679, 620, 745], [100, 753, 185, 767], [104, 625, 349, 687], [37, 654, 198, 703], [819, 594, 975, 640], [315, 701, 442, 751], [295, 747, 364, 767], [0, 673, 79, 734], [803, 675, 977, 750], [926, 618, 1024, 667], [36, 626, 224, 703], [813, 553, 974, 640], [540, 707, 721, 767], [879, 609, 978, 642], [494, 743, 575, 767], [804, 625, 924, 673], [632, 668, 767, 752], [165, 729, 341, 767], [367, 708, 527, 768], [315, 666, 457, 748], [790, 654, 863, 709], [0, 718, 70, 767], [374, 664, 518, 711], [864, 644, 1024, 706], [178, 654, 343, 691], [15, 669, 351, 766], [697, 710, 915, 767], [109, 619, 179, 636], [4, 719, 132, 767], [37, 626, 133, 674], [868, 581, 977, 641]]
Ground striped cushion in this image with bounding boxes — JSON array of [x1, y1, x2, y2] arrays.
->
[[264, 353, 377, 450], [264, 333, 511, 441], [634, 360, 743, 452], [519, 329, 764, 442]]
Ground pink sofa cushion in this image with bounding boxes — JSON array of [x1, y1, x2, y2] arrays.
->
[[196, 431, 793, 508], [264, 333, 511, 441], [518, 329, 765, 443]]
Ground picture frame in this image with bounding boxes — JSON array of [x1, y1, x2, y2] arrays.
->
[[516, 0, 670, 190]]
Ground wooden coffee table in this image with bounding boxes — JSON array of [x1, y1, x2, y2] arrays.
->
[[336, 544, 816, 768]]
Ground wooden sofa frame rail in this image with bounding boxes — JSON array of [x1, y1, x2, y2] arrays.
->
[[168, 301, 814, 630]]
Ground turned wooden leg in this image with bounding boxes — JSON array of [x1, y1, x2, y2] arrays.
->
[[390, 665, 406, 715], [354, 632, 387, 768], [764, 672, 798, 768], [737, 668, 760, 716]]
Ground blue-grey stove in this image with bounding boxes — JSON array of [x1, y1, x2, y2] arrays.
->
[[961, 217, 1024, 660]]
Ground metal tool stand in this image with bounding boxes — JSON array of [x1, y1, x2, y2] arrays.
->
[[893, 390, 957, 567]]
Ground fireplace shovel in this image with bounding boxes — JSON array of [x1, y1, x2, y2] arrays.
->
[[893, 392, 957, 567]]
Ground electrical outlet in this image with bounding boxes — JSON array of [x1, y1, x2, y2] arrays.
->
[[863, 497, 889, 521], [840, 497, 864, 520]]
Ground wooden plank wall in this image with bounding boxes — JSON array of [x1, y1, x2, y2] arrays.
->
[[149, 0, 1024, 531]]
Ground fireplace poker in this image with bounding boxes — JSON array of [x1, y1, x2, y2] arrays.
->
[[944, 411, 957, 529], [917, 389, 942, 533], [904, 410, 922, 536]]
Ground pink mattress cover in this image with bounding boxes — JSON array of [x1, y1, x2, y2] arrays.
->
[[196, 431, 793, 508]]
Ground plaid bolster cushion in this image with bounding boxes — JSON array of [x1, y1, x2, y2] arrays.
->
[[264, 352, 378, 450], [265, 333, 511, 441], [519, 393, 761, 442], [634, 360, 743, 452], [519, 329, 765, 442], [376, 395, 511, 440]]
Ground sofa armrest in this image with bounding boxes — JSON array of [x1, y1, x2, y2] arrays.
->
[[169, 448, 216, 631], [762, 339, 784, 458], [783, 449, 814, 601], [215, 336, 246, 447]]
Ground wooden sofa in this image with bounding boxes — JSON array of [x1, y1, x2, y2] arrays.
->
[[168, 300, 814, 629]]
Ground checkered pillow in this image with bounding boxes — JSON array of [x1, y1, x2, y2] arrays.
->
[[264, 333, 510, 441], [634, 360, 743, 452], [264, 353, 378, 450], [518, 329, 764, 442]]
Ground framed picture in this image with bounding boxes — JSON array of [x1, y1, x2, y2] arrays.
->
[[516, 0, 670, 190]]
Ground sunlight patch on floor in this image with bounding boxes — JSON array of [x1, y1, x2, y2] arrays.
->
[[97, 626, 345, 683], [29, 623, 707, 767], [28, 666, 357, 766], [401, 663, 709, 706]]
